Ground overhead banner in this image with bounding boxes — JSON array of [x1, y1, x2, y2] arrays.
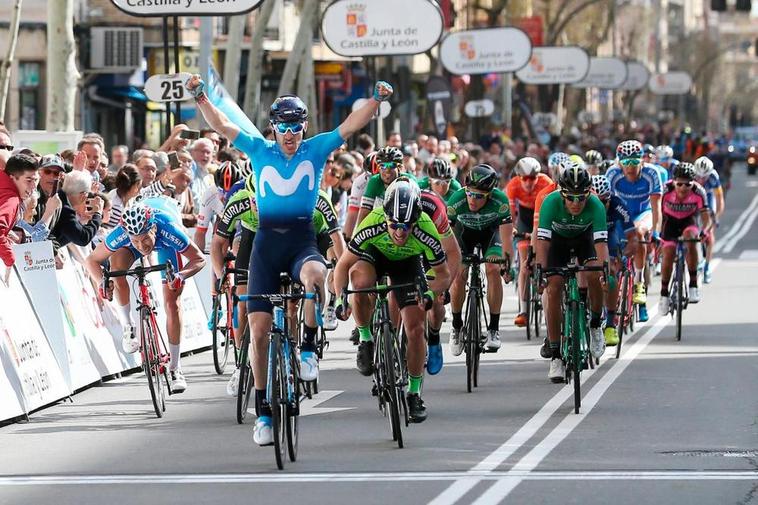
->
[[426, 76, 453, 137], [572, 57, 627, 89], [440, 27, 532, 75], [622, 61, 650, 91], [110, 0, 263, 17], [321, 0, 443, 57], [649, 71, 692, 95], [516, 46, 590, 85]]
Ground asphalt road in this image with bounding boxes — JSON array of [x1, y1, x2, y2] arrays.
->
[[1, 167, 757, 505]]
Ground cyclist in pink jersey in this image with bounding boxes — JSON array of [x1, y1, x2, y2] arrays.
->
[[658, 162, 711, 315]]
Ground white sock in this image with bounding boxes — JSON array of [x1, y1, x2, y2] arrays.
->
[[117, 302, 134, 327], [634, 270, 644, 284], [169, 343, 181, 371]]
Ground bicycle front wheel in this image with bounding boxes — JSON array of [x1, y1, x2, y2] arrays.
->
[[269, 337, 287, 470], [616, 270, 630, 359], [675, 257, 685, 341], [569, 301, 582, 414], [236, 329, 253, 424], [141, 308, 165, 418], [381, 322, 403, 448], [464, 290, 480, 393], [524, 279, 532, 341]]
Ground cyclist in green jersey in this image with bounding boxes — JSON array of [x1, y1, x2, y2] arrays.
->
[[417, 157, 462, 203], [334, 179, 451, 423], [356, 146, 416, 227], [535, 163, 609, 383], [447, 164, 514, 354]]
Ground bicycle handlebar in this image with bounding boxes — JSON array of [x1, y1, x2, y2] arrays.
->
[[238, 292, 318, 303], [345, 281, 420, 296], [105, 262, 172, 279], [462, 254, 510, 266]]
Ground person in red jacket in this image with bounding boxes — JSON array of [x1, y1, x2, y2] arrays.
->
[[0, 153, 39, 285]]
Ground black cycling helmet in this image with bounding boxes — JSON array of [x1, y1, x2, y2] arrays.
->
[[598, 159, 615, 174], [585, 149, 603, 166], [673, 161, 696, 181], [214, 160, 245, 192], [383, 177, 422, 224], [643, 143, 655, 157], [428, 157, 453, 180], [375, 146, 403, 167], [269, 95, 308, 123], [466, 163, 499, 192], [558, 162, 592, 194], [363, 151, 378, 174]]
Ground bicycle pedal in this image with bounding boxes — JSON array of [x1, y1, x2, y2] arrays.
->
[[371, 384, 378, 397]]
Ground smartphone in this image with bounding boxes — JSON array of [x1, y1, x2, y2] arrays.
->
[[180, 129, 200, 140], [85, 192, 95, 212], [168, 151, 180, 169]]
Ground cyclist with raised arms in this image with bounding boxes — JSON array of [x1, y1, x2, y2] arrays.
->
[[417, 157, 462, 204], [333, 179, 451, 423], [186, 74, 392, 446], [506, 156, 553, 327], [605, 140, 663, 322], [592, 174, 637, 346], [85, 198, 206, 393], [693, 156, 724, 284], [658, 163, 711, 315], [535, 164, 609, 382], [447, 164, 514, 354]]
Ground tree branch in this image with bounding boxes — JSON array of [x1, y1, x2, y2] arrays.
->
[[548, 0, 606, 45]]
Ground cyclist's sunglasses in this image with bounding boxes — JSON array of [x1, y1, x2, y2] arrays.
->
[[430, 177, 451, 185], [272, 121, 305, 135], [466, 190, 488, 200], [561, 191, 590, 202], [388, 220, 412, 232], [619, 157, 642, 167], [675, 181, 693, 187], [379, 162, 401, 171]]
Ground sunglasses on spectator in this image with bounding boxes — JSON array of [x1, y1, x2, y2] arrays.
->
[[675, 181, 693, 187], [620, 158, 642, 167], [273, 121, 305, 135], [379, 162, 400, 171], [465, 190, 487, 200], [561, 191, 590, 202], [388, 221, 412, 232], [0, 144, 14, 151]]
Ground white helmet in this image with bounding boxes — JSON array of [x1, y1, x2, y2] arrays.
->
[[515, 157, 542, 177], [592, 174, 611, 200], [694, 156, 713, 178], [656, 145, 674, 161]]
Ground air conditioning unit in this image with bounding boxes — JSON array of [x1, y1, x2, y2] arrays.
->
[[89, 27, 143, 72]]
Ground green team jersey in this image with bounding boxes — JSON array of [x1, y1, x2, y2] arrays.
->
[[446, 187, 513, 231], [417, 176, 462, 203], [215, 189, 339, 239], [360, 172, 417, 210], [349, 208, 446, 266], [536, 191, 608, 242]]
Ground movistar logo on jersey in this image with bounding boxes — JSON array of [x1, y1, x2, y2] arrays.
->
[[258, 161, 315, 198]]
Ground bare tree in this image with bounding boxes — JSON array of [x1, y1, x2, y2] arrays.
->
[[242, 0, 276, 126], [223, 14, 247, 103], [0, 0, 23, 121], [277, 0, 319, 97], [46, 0, 79, 131]]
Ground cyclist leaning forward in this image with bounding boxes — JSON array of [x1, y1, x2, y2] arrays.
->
[[657, 162, 711, 315], [334, 178, 451, 423], [85, 196, 206, 393], [448, 163, 514, 355], [605, 140, 663, 322], [506, 156, 553, 327], [187, 74, 391, 446], [535, 163, 609, 383]]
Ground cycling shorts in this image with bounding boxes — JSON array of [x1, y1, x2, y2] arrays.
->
[[454, 224, 503, 258], [358, 248, 428, 310], [661, 216, 699, 248], [546, 229, 597, 272], [632, 208, 653, 230]]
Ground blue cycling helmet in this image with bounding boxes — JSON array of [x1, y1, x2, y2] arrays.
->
[[269, 95, 308, 123], [548, 152, 570, 171]]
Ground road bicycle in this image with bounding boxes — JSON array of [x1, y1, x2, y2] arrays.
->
[[615, 250, 636, 359], [240, 273, 319, 470], [666, 237, 703, 342], [539, 261, 608, 414], [104, 260, 173, 418], [209, 251, 248, 375], [346, 278, 422, 449], [461, 250, 510, 393]]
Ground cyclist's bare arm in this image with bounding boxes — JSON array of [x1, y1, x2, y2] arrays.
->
[[593, 242, 610, 265], [429, 262, 451, 296], [329, 229, 346, 259], [356, 207, 371, 229], [344, 208, 359, 239], [535, 238, 549, 268], [210, 234, 231, 279], [441, 233, 462, 282], [85, 242, 114, 285], [178, 241, 207, 280], [499, 222, 514, 259], [338, 82, 392, 139], [334, 249, 361, 295], [650, 194, 662, 233], [186, 75, 241, 142], [715, 187, 725, 220], [700, 208, 712, 233]]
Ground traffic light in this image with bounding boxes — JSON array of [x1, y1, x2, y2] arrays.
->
[[736, 0, 751, 11], [711, 0, 726, 11]]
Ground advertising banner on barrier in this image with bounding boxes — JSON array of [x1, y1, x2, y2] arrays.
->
[[648, 71, 692, 95], [516, 46, 590, 85], [0, 269, 69, 412], [440, 27, 532, 75], [572, 57, 627, 89], [321, 0, 443, 57], [151, 272, 212, 354]]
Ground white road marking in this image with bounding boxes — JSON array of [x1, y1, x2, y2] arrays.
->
[[722, 206, 758, 253], [299, 390, 354, 417], [714, 192, 758, 253], [0, 470, 755, 486], [738, 249, 758, 259]]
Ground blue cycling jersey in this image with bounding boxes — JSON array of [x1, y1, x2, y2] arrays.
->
[[234, 128, 344, 228], [226, 178, 246, 201], [697, 170, 721, 194], [104, 200, 190, 254], [606, 163, 662, 216], [606, 195, 636, 235], [651, 163, 669, 185]]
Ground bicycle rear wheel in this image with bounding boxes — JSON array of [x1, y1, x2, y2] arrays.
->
[[531, 278, 542, 341], [269, 337, 287, 470], [285, 340, 299, 462], [141, 309, 165, 418], [382, 322, 403, 448], [212, 290, 234, 375], [236, 329, 253, 424], [524, 279, 532, 341]]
